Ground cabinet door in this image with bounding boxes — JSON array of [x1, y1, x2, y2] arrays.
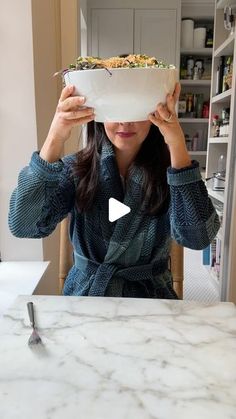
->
[[134, 9, 178, 66], [90, 9, 134, 58]]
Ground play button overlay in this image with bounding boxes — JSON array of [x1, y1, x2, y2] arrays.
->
[[108, 198, 131, 222]]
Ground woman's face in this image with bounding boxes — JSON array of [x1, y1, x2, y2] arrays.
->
[[104, 121, 152, 152]]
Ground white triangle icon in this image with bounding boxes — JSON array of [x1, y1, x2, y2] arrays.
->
[[108, 198, 131, 222]]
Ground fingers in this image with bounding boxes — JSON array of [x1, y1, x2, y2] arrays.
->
[[149, 112, 163, 128], [59, 85, 88, 113], [151, 81, 180, 120], [60, 107, 95, 120], [58, 95, 86, 112], [173, 82, 181, 103], [165, 82, 181, 114], [57, 85, 95, 125], [59, 84, 74, 101], [69, 114, 96, 125], [156, 103, 173, 121]]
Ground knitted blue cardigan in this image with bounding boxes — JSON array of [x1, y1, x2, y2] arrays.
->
[[9, 138, 220, 299]]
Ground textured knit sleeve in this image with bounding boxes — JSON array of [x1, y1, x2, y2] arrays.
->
[[167, 160, 220, 250], [8, 152, 76, 238]]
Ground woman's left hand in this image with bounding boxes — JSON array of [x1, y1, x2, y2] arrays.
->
[[149, 82, 192, 169]]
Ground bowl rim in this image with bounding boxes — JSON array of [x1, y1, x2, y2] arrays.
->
[[64, 66, 177, 75]]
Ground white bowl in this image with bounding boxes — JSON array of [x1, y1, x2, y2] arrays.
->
[[64, 67, 178, 122]]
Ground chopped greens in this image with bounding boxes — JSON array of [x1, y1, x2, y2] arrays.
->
[[55, 54, 175, 77]]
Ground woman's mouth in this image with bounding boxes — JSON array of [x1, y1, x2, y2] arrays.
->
[[116, 132, 136, 138]]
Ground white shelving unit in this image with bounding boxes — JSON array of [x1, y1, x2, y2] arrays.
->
[[181, 48, 213, 56], [206, 0, 236, 300], [180, 79, 211, 86], [180, 4, 214, 174], [179, 118, 209, 123]]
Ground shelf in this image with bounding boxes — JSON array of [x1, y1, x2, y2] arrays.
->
[[217, 0, 236, 9], [214, 32, 235, 57], [181, 48, 213, 56], [209, 136, 229, 144], [189, 151, 207, 156], [211, 89, 232, 103], [180, 79, 211, 86], [179, 118, 209, 123], [207, 187, 225, 203]]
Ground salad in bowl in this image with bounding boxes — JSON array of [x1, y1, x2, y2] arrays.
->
[[58, 54, 178, 122]]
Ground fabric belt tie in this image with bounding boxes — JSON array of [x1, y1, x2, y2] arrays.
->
[[73, 252, 169, 297]]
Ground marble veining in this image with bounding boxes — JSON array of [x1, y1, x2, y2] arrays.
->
[[0, 295, 236, 419]]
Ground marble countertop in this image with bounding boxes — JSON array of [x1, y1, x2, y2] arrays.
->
[[0, 262, 49, 317], [0, 295, 236, 419]]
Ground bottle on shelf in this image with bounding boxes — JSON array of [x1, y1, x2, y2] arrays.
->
[[212, 114, 220, 137], [222, 55, 233, 92], [216, 56, 224, 95], [184, 134, 192, 151], [219, 107, 230, 137], [202, 101, 209, 118], [193, 65, 200, 80], [186, 93, 194, 116], [205, 27, 213, 48], [192, 132, 199, 151], [195, 59, 204, 79], [217, 154, 226, 176], [178, 96, 187, 117], [186, 56, 194, 79], [180, 56, 187, 80], [213, 154, 226, 191], [196, 93, 204, 118]]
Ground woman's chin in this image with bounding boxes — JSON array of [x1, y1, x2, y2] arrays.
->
[[114, 136, 138, 149]]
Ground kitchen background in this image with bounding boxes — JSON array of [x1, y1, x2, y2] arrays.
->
[[1, 0, 236, 303]]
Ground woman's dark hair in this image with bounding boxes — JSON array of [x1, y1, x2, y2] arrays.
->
[[73, 121, 170, 216]]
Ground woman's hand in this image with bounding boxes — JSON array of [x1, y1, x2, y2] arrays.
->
[[149, 82, 191, 169], [40, 85, 95, 162]]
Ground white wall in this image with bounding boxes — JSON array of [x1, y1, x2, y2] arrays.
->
[[0, 0, 43, 261], [0, 0, 81, 295]]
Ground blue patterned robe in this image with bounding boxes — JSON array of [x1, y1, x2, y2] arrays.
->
[[9, 138, 220, 299]]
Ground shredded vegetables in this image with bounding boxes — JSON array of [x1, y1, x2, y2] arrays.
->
[[54, 54, 175, 81], [54, 54, 175, 77]]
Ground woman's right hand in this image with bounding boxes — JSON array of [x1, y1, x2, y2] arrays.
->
[[40, 85, 95, 162]]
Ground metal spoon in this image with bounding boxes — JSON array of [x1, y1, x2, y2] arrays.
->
[[27, 302, 42, 345]]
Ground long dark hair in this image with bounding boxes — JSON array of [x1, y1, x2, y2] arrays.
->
[[73, 121, 170, 216]]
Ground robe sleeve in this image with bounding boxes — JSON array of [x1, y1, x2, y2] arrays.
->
[[8, 151, 76, 238], [167, 160, 220, 250]]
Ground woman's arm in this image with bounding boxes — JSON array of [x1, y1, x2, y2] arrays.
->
[[149, 83, 220, 249], [167, 161, 220, 249], [149, 82, 192, 170], [40, 84, 95, 163], [9, 84, 95, 238], [8, 153, 76, 238]]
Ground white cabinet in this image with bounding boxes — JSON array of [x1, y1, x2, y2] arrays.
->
[[134, 9, 179, 65], [88, 0, 181, 66], [91, 9, 134, 58]]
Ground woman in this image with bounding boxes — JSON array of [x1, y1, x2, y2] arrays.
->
[[8, 83, 220, 299]]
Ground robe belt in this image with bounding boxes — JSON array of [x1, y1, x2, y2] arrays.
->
[[73, 251, 169, 297]]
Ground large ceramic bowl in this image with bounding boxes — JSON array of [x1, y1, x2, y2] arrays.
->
[[63, 67, 178, 122]]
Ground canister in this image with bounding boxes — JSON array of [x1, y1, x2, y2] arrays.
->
[[181, 19, 194, 48], [193, 27, 207, 48]]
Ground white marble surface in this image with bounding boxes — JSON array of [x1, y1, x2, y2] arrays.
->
[[0, 262, 49, 316], [0, 295, 236, 419]]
